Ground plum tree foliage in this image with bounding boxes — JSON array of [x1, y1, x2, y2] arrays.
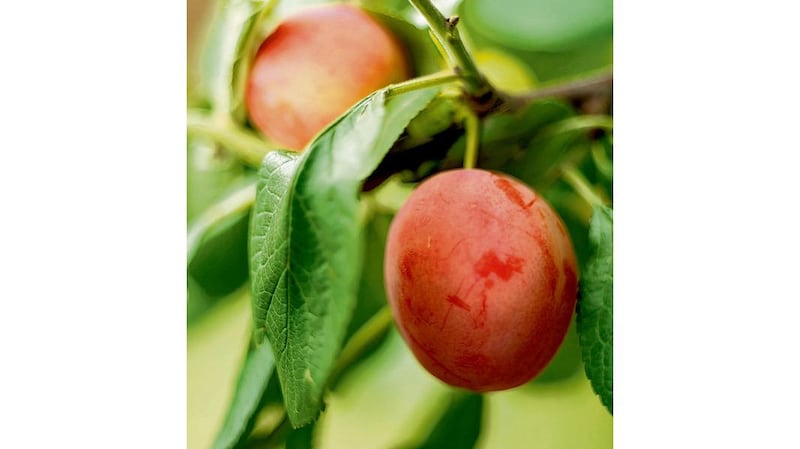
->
[[187, 0, 613, 447]]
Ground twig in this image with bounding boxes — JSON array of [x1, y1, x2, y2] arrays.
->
[[187, 110, 275, 167], [328, 307, 394, 388], [508, 71, 613, 107], [407, 0, 499, 111]]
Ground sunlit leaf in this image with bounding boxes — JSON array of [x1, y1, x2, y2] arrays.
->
[[212, 343, 276, 449], [199, 0, 266, 110], [361, 0, 463, 28], [462, 0, 612, 51], [249, 87, 440, 426], [576, 204, 613, 413]]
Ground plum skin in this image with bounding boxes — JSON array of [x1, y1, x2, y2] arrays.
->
[[245, 4, 410, 151], [384, 169, 578, 391]]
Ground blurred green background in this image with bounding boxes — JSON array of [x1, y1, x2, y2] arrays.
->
[[187, 0, 612, 447]]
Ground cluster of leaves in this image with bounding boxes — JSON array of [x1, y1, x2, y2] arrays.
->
[[187, 0, 613, 448]]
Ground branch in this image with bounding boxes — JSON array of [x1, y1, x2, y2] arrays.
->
[[507, 71, 613, 108], [407, 0, 500, 112], [187, 110, 274, 167]]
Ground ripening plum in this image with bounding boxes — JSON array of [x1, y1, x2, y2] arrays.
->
[[245, 4, 411, 151], [384, 169, 578, 391]]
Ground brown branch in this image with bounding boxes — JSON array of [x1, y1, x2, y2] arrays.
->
[[508, 71, 613, 106]]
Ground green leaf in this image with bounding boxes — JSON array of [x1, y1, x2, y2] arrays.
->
[[188, 178, 256, 265], [199, 0, 266, 110], [576, 204, 613, 413], [285, 422, 315, 449], [211, 342, 276, 449], [187, 178, 255, 313], [370, 11, 447, 77], [361, 0, 463, 28], [414, 393, 483, 449], [187, 138, 247, 222], [503, 114, 613, 190], [229, 0, 278, 123], [444, 99, 574, 172], [462, 0, 612, 52], [199, 0, 335, 118], [249, 87, 440, 427], [347, 211, 393, 339]]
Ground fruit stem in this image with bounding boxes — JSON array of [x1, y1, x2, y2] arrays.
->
[[561, 165, 607, 209], [462, 106, 480, 169], [385, 70, 460, 97], [328, 307, 394, 388], [187, 110, 273, 167], [407, 0, 497, 108]]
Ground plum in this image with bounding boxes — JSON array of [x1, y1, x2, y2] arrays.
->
[[245, 4, 410, 151], [384, 169, 578, 391]]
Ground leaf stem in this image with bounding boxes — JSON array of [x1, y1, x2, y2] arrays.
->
[[462, 107, 480, 169], [562, 165, 607, 209], [385, 70, 460, 97], [407, 0, 492, 99], [187, 110, 274, 167], [328, 307, 394, 388]]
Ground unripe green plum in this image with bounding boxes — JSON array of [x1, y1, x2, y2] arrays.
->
[[246, 4, 410, 151], [384, 169, 578, 391]]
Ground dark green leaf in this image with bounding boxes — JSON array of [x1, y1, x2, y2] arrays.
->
[[483, 100, 574, 142], [414, 393, 483, 449], [444, 100, 574, 172], [212, 342, 276, 449], [187, 179, 255, 311], [503, 114, 607, 190], [576, 204, 613, 413], [249, 87, 440, 427], [285, 422, 315, 449], [188, 178, 255, 265], [462, 0, 612, 52]]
